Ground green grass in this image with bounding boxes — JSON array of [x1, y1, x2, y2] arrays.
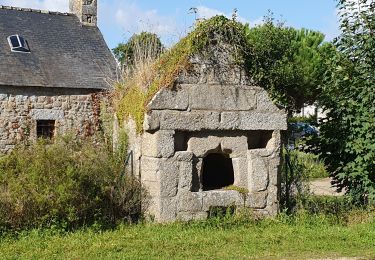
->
[[1, 214, 375, 259]]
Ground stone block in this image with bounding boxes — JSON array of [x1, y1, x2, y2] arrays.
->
[[30, 109, 64, 120], [178, 160, 193, 191], [177, 211, 208, 221], [178, 191, 203, 212], [159, 111, 220, 131], [265, 185, 279, 216], [187, 135, 221, 157], [221, 135, 247, 157], [159, 196, 178, 222], [143, 111, 160, 132], [232, 157, 248, 187], [140, 157, 161, 182], [256, 90, 280, 112], [190, 85, 256, 111], [220, 112, 239, 130], [176, 64, 202, 84], [202, 190, 242, 211], [147, 86, 189, 111], [142, 130, 175, 158], [268, 158, 281, 186], [248, 155, 269, 192], [239, 111, 287, 131], [158, 158, 180, 197], [142, 180, 159, 197], [248, 191, 268, 209], [175, 151, 194, 162]]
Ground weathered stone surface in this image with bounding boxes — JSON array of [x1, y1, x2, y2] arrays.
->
[[30, 109, 64, 120], [268, 157, 281, 186], [221, 135, 247, 157], [265, 185, 279, 216], [148, 87, 189, 111], [178, 191, 203, 212], [248, 155, 269, 192], [142, 130, 175, 158], [257, 90, 281, 112], [187, 133, 247, 158], [220, 112, 240, 130], [158, 158, 180, 197], [0, 86, 102, 153], [232, 157, 248, 187], [178, 160, 193, 191], [129, 44, 287, 222], [125, 118, 142, 178], [187, 135, 221, 157], [142, 180, 159, 197], [159, 111, 220, 131], [248, 191, 268, 209], [143, 111, 160, 132], [190, 85, 256, 111], [140, 157, 161, 182], [160, 196, 178, 222], [177, 211, 208, 221], [239, 111, 287, 130], [202, 190, 242, 211], [175, 151, 194, 162]]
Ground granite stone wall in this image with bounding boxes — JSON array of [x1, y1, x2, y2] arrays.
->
[[0, 85, 102, 153], [125, 53, 288, 222]]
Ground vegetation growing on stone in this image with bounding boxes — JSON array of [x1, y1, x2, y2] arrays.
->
[[114, 16, 250, 132], [114, 15, 331, 132]]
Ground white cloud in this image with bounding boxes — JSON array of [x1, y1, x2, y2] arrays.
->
[[0, 0, 68, 12], [99, 1, 183, 47], [114, 5, 175, 36], [195, 5, 262, 26]]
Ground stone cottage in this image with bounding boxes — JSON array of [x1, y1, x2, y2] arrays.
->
[[125, 37, 288, 222], [0, 0, 116, 153]]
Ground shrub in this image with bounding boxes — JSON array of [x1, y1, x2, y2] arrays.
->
[[318, 0, 375, 204], [280, 149, 329, 212], [0, 135, 148, 232]]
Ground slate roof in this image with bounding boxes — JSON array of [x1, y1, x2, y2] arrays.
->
[[0, 6, 117, 90]]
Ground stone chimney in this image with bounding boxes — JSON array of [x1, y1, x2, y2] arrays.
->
[[69, 0, 97, 26]]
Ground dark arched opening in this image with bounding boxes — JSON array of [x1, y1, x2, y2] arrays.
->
[[202, 153, 234, 191]]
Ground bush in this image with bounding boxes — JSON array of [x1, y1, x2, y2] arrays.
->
[[0, 135, 148, 232], [280, 149, 329, 212], [318, 0, 375, 204]]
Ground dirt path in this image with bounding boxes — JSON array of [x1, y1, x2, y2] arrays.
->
[[309, 178, 345, 196]]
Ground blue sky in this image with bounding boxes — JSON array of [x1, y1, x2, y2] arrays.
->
[[1, 0, 340, 49]]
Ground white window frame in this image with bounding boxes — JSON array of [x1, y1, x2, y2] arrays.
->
[[7, 34, 30, 53]]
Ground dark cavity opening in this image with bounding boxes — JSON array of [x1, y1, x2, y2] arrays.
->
[[202, 153, 234, 191], [174, 131, 188, 151], [247, 130, 273, 149], [37, 120, 55, 139]]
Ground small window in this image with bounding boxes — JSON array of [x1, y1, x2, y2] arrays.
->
[[7, 35, 30, 53], [37, 120, 55, 139]]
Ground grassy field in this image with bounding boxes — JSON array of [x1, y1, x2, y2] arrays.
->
[[1, 214, 375, 259]]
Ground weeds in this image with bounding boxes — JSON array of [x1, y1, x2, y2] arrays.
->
[[0, 135, 148, 232]]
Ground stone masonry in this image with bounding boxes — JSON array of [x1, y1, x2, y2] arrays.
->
[[126, 46, 288, 222], [0, 86, 102, 153]]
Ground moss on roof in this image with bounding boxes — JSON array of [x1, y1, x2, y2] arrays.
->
[[115, 15, 250, 133]]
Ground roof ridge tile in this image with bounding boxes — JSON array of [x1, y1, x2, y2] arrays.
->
[[0, 5, 70, 16]]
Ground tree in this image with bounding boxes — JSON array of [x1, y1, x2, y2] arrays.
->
[[318, 0, 375, 204], [113, 32, 164, 67], [245, 16, 333, 112]]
